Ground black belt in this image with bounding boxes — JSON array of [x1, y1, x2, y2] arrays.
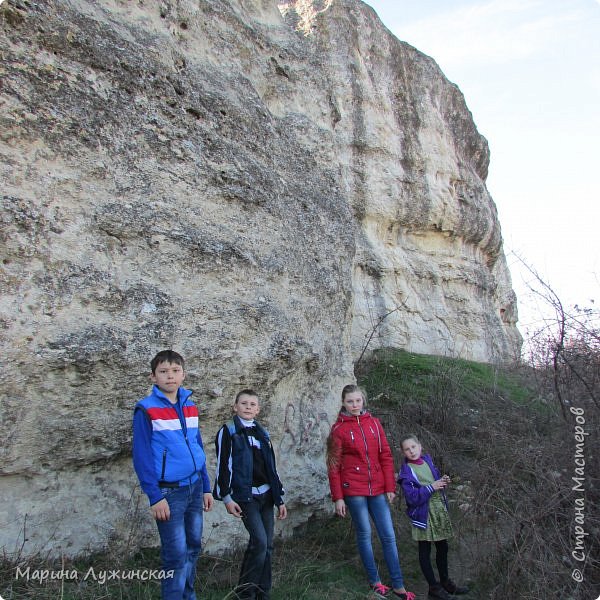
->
[[159, 475, 197, 489], [158, 481, 181, 489]]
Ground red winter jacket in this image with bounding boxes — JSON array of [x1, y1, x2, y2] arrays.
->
[[327, 411, 396, 501]]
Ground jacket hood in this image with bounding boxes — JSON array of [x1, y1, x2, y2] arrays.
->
[[335, 410, 373, 424]]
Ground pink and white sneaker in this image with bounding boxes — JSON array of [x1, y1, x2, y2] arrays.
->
[[371, 582, 392, 598]]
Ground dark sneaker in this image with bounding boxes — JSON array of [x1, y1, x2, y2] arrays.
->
[[371, 582, 391, 598], [429, 583, 451, 600], [442, 579, 469, 595]]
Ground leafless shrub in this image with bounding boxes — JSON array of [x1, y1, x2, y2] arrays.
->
[[516, 254, 600, 415]]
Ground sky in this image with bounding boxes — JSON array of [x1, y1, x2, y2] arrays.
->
[[363, 0, 600, 341]]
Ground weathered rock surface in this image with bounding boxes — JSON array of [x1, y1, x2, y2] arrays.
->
[[0, 0, 520, 558]]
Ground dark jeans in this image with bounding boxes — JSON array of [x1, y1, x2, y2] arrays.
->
[[236, 491, 275, 599], [156, 479, 204, 600]]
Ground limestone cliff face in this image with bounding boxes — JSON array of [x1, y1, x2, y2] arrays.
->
[[279, 1, 520, 361], [0, 0, 520, 557]]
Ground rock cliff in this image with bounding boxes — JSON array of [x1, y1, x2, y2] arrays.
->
[[0, 0, 520, 557]]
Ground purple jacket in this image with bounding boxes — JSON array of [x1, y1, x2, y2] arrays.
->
[[397, 454, 448, 529]]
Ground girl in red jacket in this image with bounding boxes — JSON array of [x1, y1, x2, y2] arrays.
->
[[327, 385, 415, 600]]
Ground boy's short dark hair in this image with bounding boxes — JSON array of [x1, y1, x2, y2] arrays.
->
[[150, 350, 185, 374], [235, 388, 259, 403]]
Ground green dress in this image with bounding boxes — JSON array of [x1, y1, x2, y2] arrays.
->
[[410, 462, 453, 542]]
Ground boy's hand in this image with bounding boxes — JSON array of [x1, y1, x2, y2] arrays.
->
[[151, 498, 170, 521], [225, 501, 243, 518], [277, 504, 287, 520], [203, 493, 214, 512]]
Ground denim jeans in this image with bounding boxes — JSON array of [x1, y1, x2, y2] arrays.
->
[[236, 491, 275, 599], [156, 479, 204, 600], [345, 494, 405, 589]]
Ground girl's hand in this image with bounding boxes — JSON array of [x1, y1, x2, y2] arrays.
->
[[334, 499, 347, 517], [386, 491, 396, 503], [432, 478, 448, 490]]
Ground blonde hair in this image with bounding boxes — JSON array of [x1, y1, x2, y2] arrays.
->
[[400, 434, 420, 449], [326, 433, 341, 469], [341, 384, 367, 405]]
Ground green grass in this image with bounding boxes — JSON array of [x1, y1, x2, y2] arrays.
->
[[1, 517, 390, 599], [3, 547, 167, 599], [359, 348, 537, 406]]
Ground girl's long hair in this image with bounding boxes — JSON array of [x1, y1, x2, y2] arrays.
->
[[326, 432, 341, 469]]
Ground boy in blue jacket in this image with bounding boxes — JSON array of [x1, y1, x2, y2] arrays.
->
[[133, 350, 213, 600]]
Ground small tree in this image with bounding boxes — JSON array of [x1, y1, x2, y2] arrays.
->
[[515, 255, 599, 416]]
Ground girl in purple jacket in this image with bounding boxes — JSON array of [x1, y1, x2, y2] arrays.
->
[[397, 435, 468, 600]]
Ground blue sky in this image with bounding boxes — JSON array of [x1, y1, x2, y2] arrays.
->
[[363, 0, 600, 337]]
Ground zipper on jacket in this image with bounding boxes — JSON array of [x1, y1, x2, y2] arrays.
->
[[184, 436, 198, 475], [357, 416, 373, 495], [177, 399, 199, 478], [372, 423, 382, 452], [182, 424, 198, 476], [160, 449, 167, 481]]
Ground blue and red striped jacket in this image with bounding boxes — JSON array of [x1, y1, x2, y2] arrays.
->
[[133, 385, 210, 506]]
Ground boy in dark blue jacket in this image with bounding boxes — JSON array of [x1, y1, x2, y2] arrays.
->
[[214, 389, 287, 600], [133, 350, 213, 600]]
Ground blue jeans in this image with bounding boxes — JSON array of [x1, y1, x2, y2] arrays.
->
[[237, 491, 275, 599], [156, 479, 204, 600], [345, 494, 405, 589]]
